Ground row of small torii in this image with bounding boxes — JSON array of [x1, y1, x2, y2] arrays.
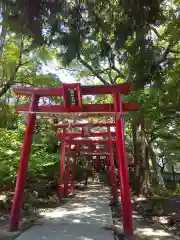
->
[[9, 83, 138, 240], [55, 122, 119, 199]]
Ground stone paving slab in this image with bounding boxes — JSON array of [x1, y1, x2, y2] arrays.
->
[[15, 183, 113, 240]]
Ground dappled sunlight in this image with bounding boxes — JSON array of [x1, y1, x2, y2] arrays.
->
[[131, 211, 177, 239], [72, 219, 81, 223], [16, 183, 113, 240], [132, 214, 142, 219], [39, 186, 111, 224], [79, 237, 94, 240], [84, 196, 107, 202], [40, 204, 111, 226], [71, 203, 85, 207], [136, 227, 172, 237], [40, 206, 96, 219]]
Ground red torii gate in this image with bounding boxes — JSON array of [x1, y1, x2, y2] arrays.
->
[[56, 128, 118, 202], [70, 140, 128, 190], [9, 83, 137, 239], [55, 123, 119, 202]]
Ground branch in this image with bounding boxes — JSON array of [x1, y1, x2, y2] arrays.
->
[[112, 66, 126, 79], [0, 81, 14, 98], [150, 26, 165, 40], [16, 36, 24, 69], [107, 71, 114, 84], [150, 26, 180, 56], [114, 74, 121, 83], [19, 60, 32, 67], [149, 132, 158, 143], [107, 55, 114, 84], [156, 43, 172, 65], [168, 49, 180, 54], [78, 56, 108, 85], [151, 27, 180, 58]]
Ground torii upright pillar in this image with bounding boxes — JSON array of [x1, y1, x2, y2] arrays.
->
[[70, 145, 79, 195], [9, 94, 39, 231], [64, 141, 72, 197], [107, 127, 118, 201], [58, 140, 66, 201], [114, 92, 134, 239]]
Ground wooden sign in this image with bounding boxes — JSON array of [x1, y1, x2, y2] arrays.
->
[[63, 84, 82, 108], [66, 87, 79, 106]]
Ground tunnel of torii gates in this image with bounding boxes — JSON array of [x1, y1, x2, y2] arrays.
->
[[9, 83, 138, 239]]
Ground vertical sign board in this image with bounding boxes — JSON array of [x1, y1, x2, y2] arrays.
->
[[63, 84, 82, 110]]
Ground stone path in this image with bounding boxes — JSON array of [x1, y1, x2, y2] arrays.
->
[[15, 183, 113, 240], [2, 182, 179, 240]]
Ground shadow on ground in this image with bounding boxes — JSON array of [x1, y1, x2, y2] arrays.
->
[[15, 183, 113, 240], [132, 211, 179, 240]]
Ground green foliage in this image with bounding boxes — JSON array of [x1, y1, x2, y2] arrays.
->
[[0, 119, 60, 188], [0, 129, 22, 187], [173, 184, 180, 196], [0, 0, 171, 87], [152, 185, 172, 197], [153, 183, 180, 198]]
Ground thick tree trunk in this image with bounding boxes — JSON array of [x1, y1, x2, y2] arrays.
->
[[148, 143, 166, 189], [132, 114, 151, 195]]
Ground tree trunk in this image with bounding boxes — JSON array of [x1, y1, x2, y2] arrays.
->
[[0, 5, 7, 56], [132, 114, 151, 195], [172, 165, 176, 187], [148, 143, 166, 189]]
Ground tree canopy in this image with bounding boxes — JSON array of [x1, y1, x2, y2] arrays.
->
[[1, 0, 180, 88], [0, 0, 179, 196]]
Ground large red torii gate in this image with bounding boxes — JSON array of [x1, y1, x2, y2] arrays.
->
[[10, 83, 137, 239]]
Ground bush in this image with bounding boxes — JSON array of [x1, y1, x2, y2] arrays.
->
[[0, 129, 22, 188], [0, 128, 60, 189], [173, 183, 180, 196], [152, 185, 172, 197]]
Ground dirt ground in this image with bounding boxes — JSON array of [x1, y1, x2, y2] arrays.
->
[[133, 195, 180, 237], [0, 181, 88, 233], [108, 191, 180, 239], [0, 191, 60, 232]]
